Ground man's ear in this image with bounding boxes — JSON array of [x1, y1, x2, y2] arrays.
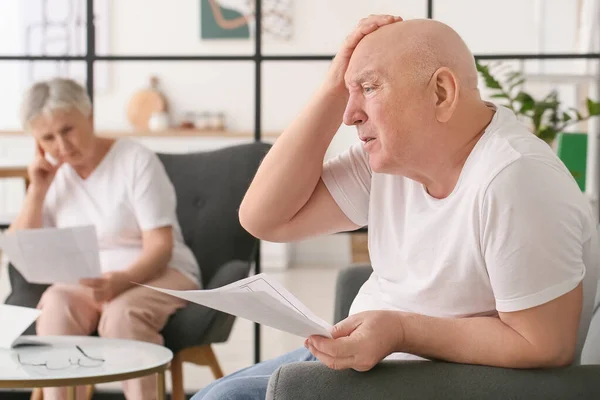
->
[[431, 67, 459, 123]]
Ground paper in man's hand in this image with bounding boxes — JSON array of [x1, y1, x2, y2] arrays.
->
[[142, 273, 333, 339]]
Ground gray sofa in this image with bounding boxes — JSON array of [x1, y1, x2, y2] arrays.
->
[[267, 264, 600, 400]]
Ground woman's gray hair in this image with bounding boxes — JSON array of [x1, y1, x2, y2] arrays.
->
[[20, 78, 92, 130]]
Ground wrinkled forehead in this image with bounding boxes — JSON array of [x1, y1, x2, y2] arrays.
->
[[345, 41, 391, 85], [345, 44, 428, 90]]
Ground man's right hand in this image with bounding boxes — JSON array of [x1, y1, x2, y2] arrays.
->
[[326, 14, 402, 91], [28, 144, 62, 195], [240, 15, 401, 242]]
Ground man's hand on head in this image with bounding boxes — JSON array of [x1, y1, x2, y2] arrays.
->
[[326, 14, 402, 91], [305, 310, 405, 371]]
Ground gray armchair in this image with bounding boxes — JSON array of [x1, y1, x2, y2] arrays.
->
[[267, 264, 600, 400], [4, 142, 271, 400]]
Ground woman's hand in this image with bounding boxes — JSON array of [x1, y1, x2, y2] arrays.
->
[[28, 144, 62, 195], [80, 271, 133, 303]]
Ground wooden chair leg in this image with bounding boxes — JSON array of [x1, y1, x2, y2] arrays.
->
[[85, 384, 94, 400], [169, 344, 225, 399], [31, 385, 93, 400], [203, 346, 224, 379], [30, 388, 43, 400], [170, 353, 185, 400]]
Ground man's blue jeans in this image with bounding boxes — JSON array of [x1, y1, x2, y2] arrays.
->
[[191, 347, 317, 400]]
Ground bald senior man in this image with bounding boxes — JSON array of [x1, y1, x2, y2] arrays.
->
[[192, 16, 598, 400]]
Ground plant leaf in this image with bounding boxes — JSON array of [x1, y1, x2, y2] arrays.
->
[[490, 93, 509, 99], [476, 61, 503, 90], [475, 60, 486, 73], [561, 112, 572, 123], [484, 76, 502, 90], [531, 101, 554, 134], [515, 91, 535, 114], [538, 126, 557, 141], [549, 106, 560, 127], [587, 98, 600, 116]]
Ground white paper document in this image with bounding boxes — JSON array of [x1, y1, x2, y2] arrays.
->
[[0, 305, 48, 349], [143, 273, 333, 339], [0, 225, 102, 284]]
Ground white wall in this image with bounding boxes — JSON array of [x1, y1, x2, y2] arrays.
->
[[0, 0, 593, 267]]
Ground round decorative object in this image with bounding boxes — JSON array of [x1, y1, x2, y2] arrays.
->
[[127, 76, 168, 131]]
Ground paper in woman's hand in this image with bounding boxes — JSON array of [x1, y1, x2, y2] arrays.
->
[[0, 225, 102, 284]]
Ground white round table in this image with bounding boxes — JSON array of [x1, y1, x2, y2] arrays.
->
[[0, 336, 173, 400]]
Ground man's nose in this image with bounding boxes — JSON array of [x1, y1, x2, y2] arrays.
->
[[343, 95, 368, 126]]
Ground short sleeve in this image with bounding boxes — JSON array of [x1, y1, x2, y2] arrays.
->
[[131, 151, 178, 231], [321, 142, 372, 227], [42, 204, 55, 227], [481, 157, 591, 313], [41, 180, 56, 228]]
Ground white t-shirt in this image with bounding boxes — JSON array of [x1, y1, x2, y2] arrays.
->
[[43, 138, 201, 287], [322, 104, 597, 360]]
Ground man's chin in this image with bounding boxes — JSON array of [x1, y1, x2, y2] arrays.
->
[[368, 157, 388, 174]]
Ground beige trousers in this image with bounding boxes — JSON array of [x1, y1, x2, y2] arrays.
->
[[36, 268, 199, 400]]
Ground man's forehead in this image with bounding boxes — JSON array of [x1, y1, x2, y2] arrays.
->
[[345, 68, 381, 85], [346, 43, 394, 84]]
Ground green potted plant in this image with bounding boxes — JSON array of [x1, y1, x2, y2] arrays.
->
[[476, 61, 600, 142], [476, 61, 600, 190]]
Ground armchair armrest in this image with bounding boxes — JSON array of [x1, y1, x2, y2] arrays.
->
[[267, 361, 600, 400], [205, 259, 251, 289], [334, 264, 372, 323]]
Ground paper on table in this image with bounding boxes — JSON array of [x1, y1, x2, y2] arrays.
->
[[0, 305, 48, 349], [0, 225, 102, 285], [142, 273, 333, 338]]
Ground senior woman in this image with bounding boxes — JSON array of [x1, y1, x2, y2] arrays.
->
[[9, 78, 201, 400]]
